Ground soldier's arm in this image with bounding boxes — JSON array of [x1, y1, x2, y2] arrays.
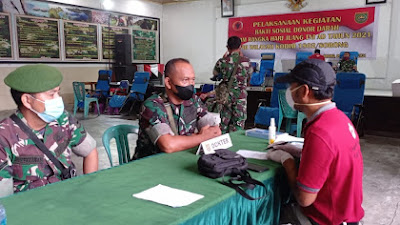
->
[[0, 146, 14, 197], [83, 147, 98, 174], [157, 126, 221, 153]]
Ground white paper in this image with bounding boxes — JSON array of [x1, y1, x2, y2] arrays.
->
[[132, 184, 204, 208], [237, 150, 268, 160], [275, 133, 304, 143]]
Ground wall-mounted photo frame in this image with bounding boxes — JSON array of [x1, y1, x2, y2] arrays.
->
[[221, 0, 234, 17], [366, 0, 386, 4]]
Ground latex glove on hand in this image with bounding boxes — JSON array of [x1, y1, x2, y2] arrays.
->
[[268, 141, 303, 158], [266, 150, 294, 164]]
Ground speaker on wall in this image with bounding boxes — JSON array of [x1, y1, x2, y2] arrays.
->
[[115, 34, 132, 66], [114, 65, 136, 82]]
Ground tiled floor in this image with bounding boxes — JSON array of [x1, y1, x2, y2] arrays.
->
[[0, 108, 399, 225]]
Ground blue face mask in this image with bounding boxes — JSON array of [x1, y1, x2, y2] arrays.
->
[[29, 96, 65, 123]]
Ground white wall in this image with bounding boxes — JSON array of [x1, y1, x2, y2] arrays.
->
[[0, 0, 163, 111], [163, 0, 399, 95]]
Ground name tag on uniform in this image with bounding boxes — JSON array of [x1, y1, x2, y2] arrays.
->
[[196, 133, 233, 155]]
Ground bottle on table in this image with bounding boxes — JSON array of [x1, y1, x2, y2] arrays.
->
[[268, 118, 276, 145]]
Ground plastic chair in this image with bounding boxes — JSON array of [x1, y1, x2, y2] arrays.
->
[[277, 89, 307, 137], [102, 124, 139, 167], [250, 53, 275, 86], [95, 70, 112, 97], [254, 72, 288, 128], [107, 80, 130, 114], [118, 72, 150, 114], [73, 82, 100, 119], [296, 52, 313, 65], [333, 72, 366, 135]]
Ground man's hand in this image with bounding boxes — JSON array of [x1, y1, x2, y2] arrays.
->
[[199, 93, 208, 101], [269, 141, 303, 158], [266, 150, 294, 164], [199, 125, 221, 140]]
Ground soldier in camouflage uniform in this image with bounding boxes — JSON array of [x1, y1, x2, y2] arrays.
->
[[338, 52, 357, 72], [0, 64, 98, 196], [209, 36, 253, 133], [134, 58, 221, 159]]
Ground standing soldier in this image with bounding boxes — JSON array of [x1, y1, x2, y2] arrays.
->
[[0, 64, 98, 197], [205, 36, 252, 133]]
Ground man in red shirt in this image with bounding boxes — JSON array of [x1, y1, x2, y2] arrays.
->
[[309, 49, 325, 61], [267, 59, 364, 225]]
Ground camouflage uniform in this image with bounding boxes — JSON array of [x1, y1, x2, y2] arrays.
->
[[213, 52, 252, 133], [338, 59, 356, 72], [0, 110, 96, 193], [134, 93, 215, 159]]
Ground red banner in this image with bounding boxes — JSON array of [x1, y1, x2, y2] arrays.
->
[[229, 7, 376, 60]]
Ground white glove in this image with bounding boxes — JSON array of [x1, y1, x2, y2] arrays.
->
[[272, 143, 303, 158], [266, 150, 294, 164]]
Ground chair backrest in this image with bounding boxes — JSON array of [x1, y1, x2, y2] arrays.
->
[[295, 52, 313, 65], [333, 72, 366, 114], [201, 84, 215, 93], [259, 53, 275, 77], [96, 70, 112, 94], [130, 72, 150, 100], [339, 51, 359, 64], [270, 73, 289, 108], [72, 82, 86, 102], [102, 124, 139, 167], [278, 89, 298, 119]]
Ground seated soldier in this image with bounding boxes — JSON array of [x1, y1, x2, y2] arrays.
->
[[133, 58, 221, 159], [337, 51, 357, 72], [0, 64, 98, 197]]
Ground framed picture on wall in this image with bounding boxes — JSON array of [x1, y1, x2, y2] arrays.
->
[[221, 0, 234, 17], [366, 0, 386, 4]]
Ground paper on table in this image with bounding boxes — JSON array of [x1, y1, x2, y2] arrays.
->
[[132, 184, 204, 208], [275, 133, 304, 143], [237, 150, 268, 160]]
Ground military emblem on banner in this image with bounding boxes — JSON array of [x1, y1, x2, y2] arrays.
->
[[287, 0, 307, 11], [232, 21, 243, 31], [355, 12, 369, 24]]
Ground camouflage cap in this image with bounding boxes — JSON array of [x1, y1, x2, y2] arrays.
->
[[4, 64, 63, 93]]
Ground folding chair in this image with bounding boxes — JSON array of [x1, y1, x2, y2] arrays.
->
[[250, 53, 275, 86], [119, 72, 150, 115], [333, 72, 366, 136]]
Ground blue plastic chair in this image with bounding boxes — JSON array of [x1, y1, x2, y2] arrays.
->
[[254, 72, 288, 128], [94, 70, 112, 98], [73, 82, 100, 119], [333, 72, 366, 135], [117, 72, 150, 114], [108, 80, 130, 109], [250, 53, 275, 86], [277, 89, 307, 137], [296, 52, 313, 65], [102, 124, 139, 167]]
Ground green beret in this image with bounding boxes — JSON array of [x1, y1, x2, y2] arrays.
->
[[4, 64, 63, 93]]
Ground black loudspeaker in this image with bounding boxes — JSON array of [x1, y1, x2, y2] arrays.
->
[[115, 34, 132, 66], [114, 65, 136, 82]]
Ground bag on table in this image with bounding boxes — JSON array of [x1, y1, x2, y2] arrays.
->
[[197, 149, 267, 200]]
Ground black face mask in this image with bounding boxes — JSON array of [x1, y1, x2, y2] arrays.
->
[[174, 84, 194, 100]]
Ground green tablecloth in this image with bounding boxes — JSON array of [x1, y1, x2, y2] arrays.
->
[[1, 131, 285, 225]]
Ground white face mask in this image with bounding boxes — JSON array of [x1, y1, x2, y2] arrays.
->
[[29, 96, 64, 123], [285, 85, 331, 111]]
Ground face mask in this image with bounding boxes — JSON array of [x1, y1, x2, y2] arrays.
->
[[285, 85, 303, 110], [29, 96, 64, 123], [174, 85, 194, 100], [343, 56, 349, 60], [286, 85, 332, 111]]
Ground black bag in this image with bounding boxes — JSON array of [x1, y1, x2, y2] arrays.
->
[[197, 149, 267, 200]]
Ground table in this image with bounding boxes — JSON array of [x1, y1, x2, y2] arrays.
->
[[83, 81, 97, 92], [0, 131, 286, 225]]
